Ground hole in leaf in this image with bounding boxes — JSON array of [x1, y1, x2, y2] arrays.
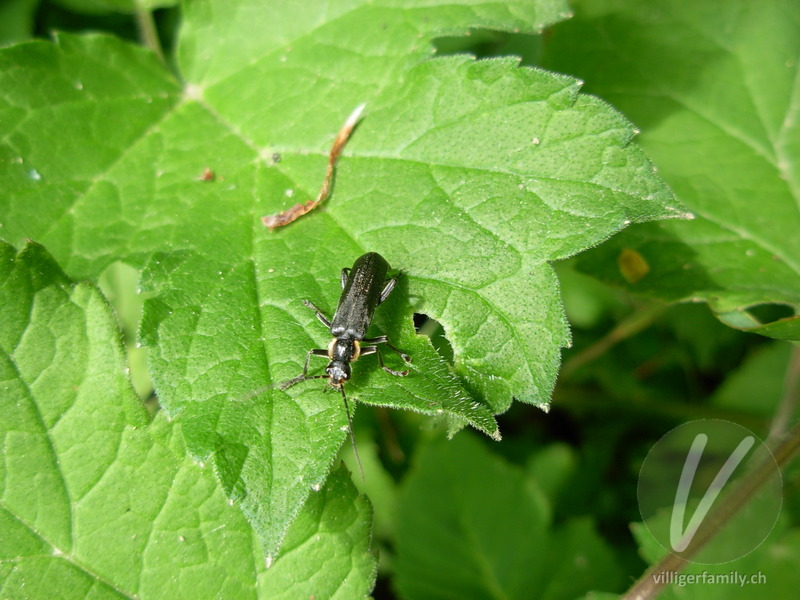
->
[[745, 303, 795, 324], [432, 31, 543, 65], [414, 314, 454, 364]]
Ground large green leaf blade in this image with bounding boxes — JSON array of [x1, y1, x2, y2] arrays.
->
[[179, 0, 572, 90], [0, 32, 182, 275], [1, 0, 679, 557], [261, 464, 377, 598], [0, 242, 149, 567], [542, 0, 800, 339], [339, 55, 681, 408], [0, 240, 376, 598]]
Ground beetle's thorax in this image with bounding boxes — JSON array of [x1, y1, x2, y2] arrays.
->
[[326, 338, 360, 385]]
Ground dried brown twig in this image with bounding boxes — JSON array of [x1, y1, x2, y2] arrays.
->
[[262, 103, 365, 230]]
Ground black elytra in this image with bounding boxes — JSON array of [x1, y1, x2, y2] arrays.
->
[[280, 252, 412, 476]]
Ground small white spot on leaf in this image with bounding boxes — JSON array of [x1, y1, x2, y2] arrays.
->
[[184, 83, 203, 100]]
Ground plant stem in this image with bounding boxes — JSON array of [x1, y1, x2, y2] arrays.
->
[[560, 302, 666, 379], [135, 4, 165, 64], [768, 344, 800, 445], [552, 385, 767, 432]]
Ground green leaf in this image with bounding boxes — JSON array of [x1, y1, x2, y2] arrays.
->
[[0, 240, 376, 598], [0, 241, 149, 571], [525, 441, 577, 502], [1, 0, 679, 556], [0, 33, 183, 268], [393, 434, 625, 599], [542, 0, 800, 339], [710, 341, 792, 419], [258, 464, 377, 598]]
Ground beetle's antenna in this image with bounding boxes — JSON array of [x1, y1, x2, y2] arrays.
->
[[235, 384, 272, 402], [233, 374, 328, 403], [339, 386, 364, 480], [279, 374, 328, 391]]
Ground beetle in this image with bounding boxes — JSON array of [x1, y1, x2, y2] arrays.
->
[[280, 252, 411, 475]]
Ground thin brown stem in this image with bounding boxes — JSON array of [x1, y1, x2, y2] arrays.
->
[[376, 406, 405, 463], [560, 302, 666, 379], [262, 104, 365, 229], [134, 5, 165, 65], [768, 344, 800, 445]]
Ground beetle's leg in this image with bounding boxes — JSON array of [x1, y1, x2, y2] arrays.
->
[[378, 277, 397, 304], [362, 334, 411, 363], [280, 348, 329, 390], [302, 299, 332, 328], [340, 267, 350, 289], [361, 345, 410, 377]]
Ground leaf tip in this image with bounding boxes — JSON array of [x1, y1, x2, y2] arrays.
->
[[666, 207, 696, 220]]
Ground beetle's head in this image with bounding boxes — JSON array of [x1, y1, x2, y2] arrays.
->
[[326, 361, 351, 387]]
